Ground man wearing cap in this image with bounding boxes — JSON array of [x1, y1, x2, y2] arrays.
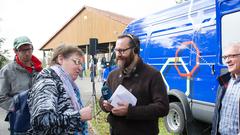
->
[[0, 36, 42, 110]]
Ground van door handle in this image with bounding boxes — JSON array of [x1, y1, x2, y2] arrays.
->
[[211, 65, 215, 75]]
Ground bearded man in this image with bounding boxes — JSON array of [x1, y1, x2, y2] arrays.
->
[[99, 34, 169, 135]]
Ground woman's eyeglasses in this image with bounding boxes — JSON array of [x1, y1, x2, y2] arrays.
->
[[71, 59, 83, 66]]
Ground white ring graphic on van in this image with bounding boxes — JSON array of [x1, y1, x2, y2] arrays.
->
[[160, 57, 190, 96]]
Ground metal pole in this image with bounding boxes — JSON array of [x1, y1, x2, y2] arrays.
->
[[91, 55, 97, 120]]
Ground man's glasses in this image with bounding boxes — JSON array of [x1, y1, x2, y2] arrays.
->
[[18, 48, 33, 53], [114, 46, 135, 54], [71, 59, 83, 66], [222, 53, 240, 60]]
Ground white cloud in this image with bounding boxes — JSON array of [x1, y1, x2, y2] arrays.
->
[[0, 0, 176, 59]]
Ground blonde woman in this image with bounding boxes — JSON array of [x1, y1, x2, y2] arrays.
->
[[28, 45, 92, 135]]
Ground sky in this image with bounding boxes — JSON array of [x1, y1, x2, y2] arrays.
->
[[0, 0, 176, 59]]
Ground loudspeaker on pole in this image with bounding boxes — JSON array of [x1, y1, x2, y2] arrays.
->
[[89, 38, 98, 55]]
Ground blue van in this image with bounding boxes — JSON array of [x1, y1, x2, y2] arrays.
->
[[121, 0, 240, 134]]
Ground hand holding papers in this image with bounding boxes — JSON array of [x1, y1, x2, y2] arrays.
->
[[110, 85, 137, 107]]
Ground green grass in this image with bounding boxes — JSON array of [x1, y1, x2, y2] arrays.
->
[[159, 118, 175, 135], [90, 102, 174, 135], [90, 110, 110, 135]]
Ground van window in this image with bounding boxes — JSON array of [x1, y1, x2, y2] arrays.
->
[[221, 11, 240, 63], [147, 32, 191, 65]]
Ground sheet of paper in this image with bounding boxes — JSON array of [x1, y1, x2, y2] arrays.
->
[[110, 84, 137, 107]]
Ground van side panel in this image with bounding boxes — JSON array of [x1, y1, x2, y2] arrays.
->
[[124, 0, 218, 103], [123, 0, 240, 131]]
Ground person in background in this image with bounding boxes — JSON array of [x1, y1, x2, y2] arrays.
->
[[0, 36, 42, 110], [89, 58, 97, 82], [211, 42, 240, 135], [101, 56, 106, 67], [79, 63, 86, 80], [28, 45, 92, 134], [82, 63, 86, 78], [79, 69, 84, 79], [97, 58, 103, 82], [99, 34, 169, 135]]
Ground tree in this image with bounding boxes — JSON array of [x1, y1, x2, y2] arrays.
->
[[0, 38, 9, 69]]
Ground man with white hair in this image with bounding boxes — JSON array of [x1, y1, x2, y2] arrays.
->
[[212, 42, 240, 135]]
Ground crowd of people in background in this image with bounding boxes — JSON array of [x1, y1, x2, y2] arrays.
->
[[79, 56, 106, 82]]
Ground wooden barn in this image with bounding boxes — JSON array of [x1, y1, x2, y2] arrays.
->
[[40, 6, 134, 66]]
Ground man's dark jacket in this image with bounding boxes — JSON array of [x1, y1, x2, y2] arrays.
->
[[100, 59, 169, 135]]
